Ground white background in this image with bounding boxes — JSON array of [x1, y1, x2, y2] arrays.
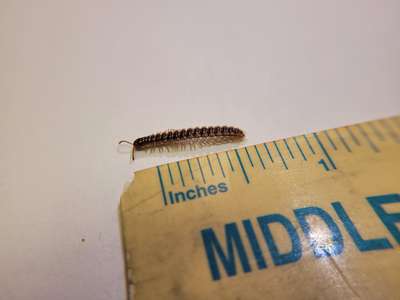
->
[[1, 1, 399, 299]]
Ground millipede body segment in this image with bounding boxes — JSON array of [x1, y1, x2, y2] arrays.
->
[[119, 126, 245, 160]]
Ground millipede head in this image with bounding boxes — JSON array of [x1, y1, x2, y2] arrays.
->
[[118, 140, 136, 160]]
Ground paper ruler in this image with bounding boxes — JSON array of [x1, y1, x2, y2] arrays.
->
[[120, 116, 400, 300]]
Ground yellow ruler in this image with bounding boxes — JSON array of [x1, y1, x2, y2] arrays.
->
[[120, 116, 400, 300]]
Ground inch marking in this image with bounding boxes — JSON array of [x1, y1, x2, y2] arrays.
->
[[273, 141, 288, 170], [313, 132, 337, 170], [245, 147, 254, 167], [167, 163, 175, 185], [367, 122, 385, 141], [234, 149, 250, 184], [303, 134, 315, 155], [293, 137, 307, 161], [318, 159, 330, 171], [346, 127, 361, 146], [156, 166, 167, 206], [226, 151, 235, 171], [196, 157, 206, 184], [284, 139, 295, 159], [324, 130, 337, 150], [206, 155, 215, 176], [356, 124, 379, 152], [176, 161, 185, 186], [334, 128, 351, 152], [254, 145, 266, 169], [216, 153, 226, 178], [263, 143, 274, 162], [187, 159, 195, 180]]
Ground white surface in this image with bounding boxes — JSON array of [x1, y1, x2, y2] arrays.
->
[[1, 1, 399, 299]]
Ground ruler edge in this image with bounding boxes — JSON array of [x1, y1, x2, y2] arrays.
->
[[128, 114, 399, 180]]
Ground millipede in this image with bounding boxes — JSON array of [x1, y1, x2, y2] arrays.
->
[[119, 126, 245, 160]]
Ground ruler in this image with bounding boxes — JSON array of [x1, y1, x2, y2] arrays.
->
[[120, 116, 400, 300]]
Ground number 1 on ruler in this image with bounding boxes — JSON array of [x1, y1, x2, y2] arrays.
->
[[318, 159, 330, 171]]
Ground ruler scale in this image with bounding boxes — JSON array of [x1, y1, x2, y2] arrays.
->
[[121, 116, 400, 300]]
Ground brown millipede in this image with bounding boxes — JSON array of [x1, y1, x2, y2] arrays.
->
[[119, 126, 245, 160]]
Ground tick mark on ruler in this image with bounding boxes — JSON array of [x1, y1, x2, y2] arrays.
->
[[176, 161, 186, 186], [273, 141, 288, 170], [303, 135, 315, 155], [196, 157, 206, 184], [156, 166, 167, 206], [293, 137, 307, 161], [234, 149, 250, 184], [254, 145, 266, 169], [244, 147, 254, 167], [334, 128, 351, 152], [187, 159, 195, 180], [313, 133, 337, 170], [379, 120, 400, 144], [226, 152, 235, 171], [356, 124, 379, 153], [263, 143, 274, 162], [345, 127, 360, 146], [324, 130, 337, 150], [206, 155, 215, 175], [284, 139, 295, 159], [216, 153, 226, 177], [367, 122, 385, 141], [167, 163, 175, 185]]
